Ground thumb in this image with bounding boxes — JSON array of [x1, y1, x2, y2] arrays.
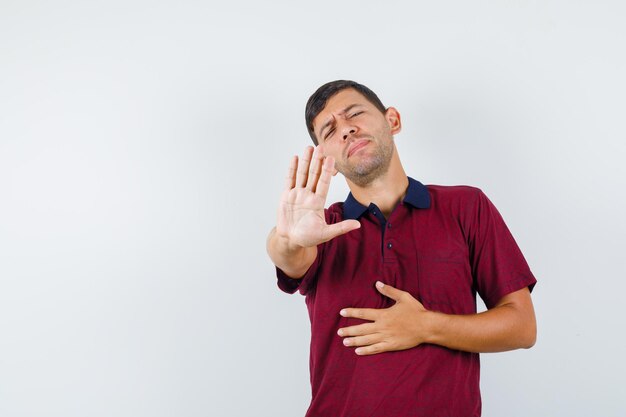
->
[[322, 219, 360, 242], [375, 281, 406, 302]]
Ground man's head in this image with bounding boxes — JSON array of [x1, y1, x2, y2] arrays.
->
[[305, 80, 402, 187], [305, 80, 387, 145]]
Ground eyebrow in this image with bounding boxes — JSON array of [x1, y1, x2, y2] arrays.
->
[[318, 104, 363, 138]]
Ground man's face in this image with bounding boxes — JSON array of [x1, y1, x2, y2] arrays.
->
[[313, 88, 401, 187]]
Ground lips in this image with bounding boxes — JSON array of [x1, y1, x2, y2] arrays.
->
[[347, 140, 369, 157]]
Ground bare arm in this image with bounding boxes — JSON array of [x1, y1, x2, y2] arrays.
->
[[267, 146, 360, 279], [338, 282, 536, 355], [426, 287, 536, 352]]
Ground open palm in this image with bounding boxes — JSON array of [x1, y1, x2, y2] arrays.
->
[[276, 147, 360, 248]]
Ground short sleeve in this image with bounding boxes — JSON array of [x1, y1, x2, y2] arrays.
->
[[276, 243, 324, 295], [465, 189, 537, 309]]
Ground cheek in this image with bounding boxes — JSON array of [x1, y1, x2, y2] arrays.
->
[[375, 124, 392, 141]]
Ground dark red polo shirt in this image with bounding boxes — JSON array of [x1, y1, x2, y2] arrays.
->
[[276, 178, 537, 417]]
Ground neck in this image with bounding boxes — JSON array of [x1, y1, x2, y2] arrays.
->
[[346, 146, 408, 218]]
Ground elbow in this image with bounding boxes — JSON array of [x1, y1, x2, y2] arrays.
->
[[512, 297, 537, 349], [521, 333, 536, 349], [520, 320, 537, 349], [496, 290, 537, 350]]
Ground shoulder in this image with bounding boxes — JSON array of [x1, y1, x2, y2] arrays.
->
[[426, 184, 485, 207], [423, 184, 499, 225]]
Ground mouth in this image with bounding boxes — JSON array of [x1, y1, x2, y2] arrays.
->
[[347, 140, 369, 158]]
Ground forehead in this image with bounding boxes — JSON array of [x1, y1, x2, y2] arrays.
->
[[312, 88, 373, 128]]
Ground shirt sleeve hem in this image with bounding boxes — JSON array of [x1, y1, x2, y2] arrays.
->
[[483, 274, 537, 309], [275, 252, 321, 295]]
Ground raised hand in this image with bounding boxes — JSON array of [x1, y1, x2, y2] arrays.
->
[[276, 146, 360, 249]]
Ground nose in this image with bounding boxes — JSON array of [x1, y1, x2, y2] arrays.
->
[[341, 124, 357, 141]]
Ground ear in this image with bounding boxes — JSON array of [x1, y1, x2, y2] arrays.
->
[[385, 107, 402, 135]]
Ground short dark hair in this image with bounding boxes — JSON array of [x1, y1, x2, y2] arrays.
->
[[305, 80, 387, 145]]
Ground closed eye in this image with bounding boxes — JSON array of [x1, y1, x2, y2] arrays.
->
[[324, 127, 335, 140], [349, 111, 363, 118]]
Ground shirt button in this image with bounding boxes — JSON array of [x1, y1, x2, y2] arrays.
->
[[387, 242, 393, 249], [387, 223, 392, 229]]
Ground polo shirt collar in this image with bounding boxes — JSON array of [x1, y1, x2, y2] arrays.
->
[[343, 177, 431, 220]]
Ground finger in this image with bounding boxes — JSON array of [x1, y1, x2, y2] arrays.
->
[[355, 342, 389, 356], [342, 333, 381, 348], [295, 146, 313, 188], [305, 147, 323, 191], [337, 322, 376, 337], [314, 156, 335, 198], [340, 307, 379, 321], [283, 155, 298, 191], [321, 219, 360, 242], [375, 281, 407, 302]]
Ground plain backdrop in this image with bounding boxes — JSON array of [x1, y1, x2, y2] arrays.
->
[[1, 1, 625, 416]]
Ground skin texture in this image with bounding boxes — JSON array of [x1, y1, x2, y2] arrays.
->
[[266, 88, 537, 355]]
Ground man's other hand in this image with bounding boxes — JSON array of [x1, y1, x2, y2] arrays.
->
[[337, 281, 431, 356]]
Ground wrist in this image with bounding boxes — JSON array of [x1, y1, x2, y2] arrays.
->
[[423, 310, 448, 346]]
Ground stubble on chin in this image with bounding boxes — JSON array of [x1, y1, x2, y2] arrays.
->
[[337, 142, 394, 187]]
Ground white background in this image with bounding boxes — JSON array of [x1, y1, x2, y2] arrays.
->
[[1, 1, 625, 416]]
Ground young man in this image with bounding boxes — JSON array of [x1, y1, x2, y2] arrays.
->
[[267, 80, 537, 417]]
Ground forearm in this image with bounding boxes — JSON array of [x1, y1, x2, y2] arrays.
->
[[425, 297, 536, 353], [266, 227, 317, 279]]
